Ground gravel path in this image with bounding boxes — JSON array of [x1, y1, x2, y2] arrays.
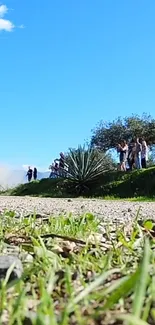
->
[[0, 196, 155, 225]]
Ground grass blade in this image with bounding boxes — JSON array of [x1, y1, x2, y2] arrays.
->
[[133, 239, 150, 318], [3, 262, 16, 286], [142, 298, 151, 321], [67, 268, 120, 313], [102, 270, 139, 311], [118, 314, 149, 325]]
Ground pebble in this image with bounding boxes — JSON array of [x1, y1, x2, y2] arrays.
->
[[0, 196, 155, 227], [0, 255, 23, 281]]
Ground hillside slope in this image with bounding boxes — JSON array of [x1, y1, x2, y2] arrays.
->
[[93, 167, 155, 198], [1, 167, 155, 199]]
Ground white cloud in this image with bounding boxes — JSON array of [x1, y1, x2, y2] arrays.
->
[[0, 4, 14, 32], [0, 4, 8, 17], [0, 18, 14, 31], [18, 24, 25, 29]]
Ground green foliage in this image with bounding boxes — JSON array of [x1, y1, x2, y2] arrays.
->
[[67, 146, 113, 194], [91, 113, 155, 151], [66, 146, 116, 171]]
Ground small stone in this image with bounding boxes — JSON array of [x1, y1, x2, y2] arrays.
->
[[72, 271, 78, 281], [67, 199, 72, 202], [24, 213, 45, 219], [0, 255, 23, 282], [22, 253, 34, 263], [23, 317, 33, 325]]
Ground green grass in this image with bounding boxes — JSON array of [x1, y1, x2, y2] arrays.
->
[[0, 210, 155, 324], [1, 166, 155, 200], [100, 196, 155, 202], [90, 167, 155, 199], [1, 178, 68, 198]]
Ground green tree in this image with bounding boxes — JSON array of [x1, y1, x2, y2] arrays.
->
[[91, 113, 155, 151]]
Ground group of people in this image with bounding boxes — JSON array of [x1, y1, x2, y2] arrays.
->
[[49, 152, 68, 178], [26, 140, 147, 182], [117, 138, 148, 171], [26, 153, 68, 183], [26, 167, 37, 182]]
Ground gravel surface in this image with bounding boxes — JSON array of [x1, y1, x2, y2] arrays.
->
[[0, 196, 155, 225]]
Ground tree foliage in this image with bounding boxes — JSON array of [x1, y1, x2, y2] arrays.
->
[[91, 113, 155, 151]]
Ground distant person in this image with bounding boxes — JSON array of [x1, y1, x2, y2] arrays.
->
[[59, 152, 65, 169], [54, 162, 59, 176], [140, 138, 148, 168], [26, 166, 33, 182], [117, 140, 128, 171], [135, 138, 142, 169], [127, 139, 136, 171], [49, 162, 59, 178], [49, 164, 54, 178], [33, 167, 37, 180], [55, 152, 65, 177]]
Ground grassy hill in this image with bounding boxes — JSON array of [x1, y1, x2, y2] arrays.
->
[[92, 167, 155, 199], [2, 178, 67, 197], [1, 167, 155, 199]]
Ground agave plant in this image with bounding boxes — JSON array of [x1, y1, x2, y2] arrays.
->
[[66, 146, 108, 194]]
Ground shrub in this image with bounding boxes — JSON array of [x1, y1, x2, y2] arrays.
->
[[67, 146, 108, 194]]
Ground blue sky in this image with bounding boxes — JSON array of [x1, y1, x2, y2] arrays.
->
[[1, 0, 155, 169]]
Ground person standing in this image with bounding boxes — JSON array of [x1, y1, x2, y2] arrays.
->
[[140, 139, 148, 168], [49, 164, 54, 178], [26, 166, 33, 182], [127, 139, 136, 171], [49, 162, 59, 178], [59, 152, 65, 177], [117, 140, 128, 171], [33, 167, 37, 180], [54, 162, 59, 177], [135, 138, 142, 169], [55, 152, 65, 177]]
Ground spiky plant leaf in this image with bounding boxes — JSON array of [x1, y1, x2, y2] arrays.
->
[[67, 146, 108, 193]]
